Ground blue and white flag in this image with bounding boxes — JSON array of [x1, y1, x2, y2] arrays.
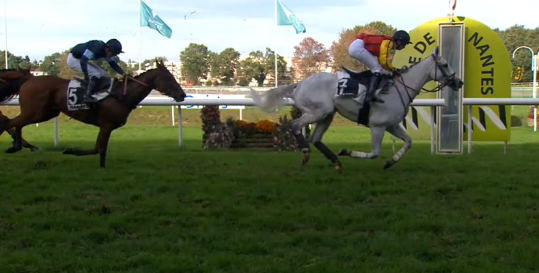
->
[[276, 0, 306, 34], [140, 0, 173, 38]]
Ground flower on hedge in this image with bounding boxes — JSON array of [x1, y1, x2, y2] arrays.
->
[[529, 106, 538, 119], [200, 105, 221, 134], [203, 124, 235, 149], [256, 119, 275, 133], [272, 115, 298, 152], [235, 120, 248, 127]]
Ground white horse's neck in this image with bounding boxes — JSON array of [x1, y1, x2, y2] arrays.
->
[[394, 57, 435, 102]]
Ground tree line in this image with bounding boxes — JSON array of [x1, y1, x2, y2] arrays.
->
[[6, 21, 538, 86]]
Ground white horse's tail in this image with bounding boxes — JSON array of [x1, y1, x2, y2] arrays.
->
[[249, 83, 297, 113]]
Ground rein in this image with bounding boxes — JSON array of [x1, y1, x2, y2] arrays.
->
[[122, 75, 150, 96], [391, 55, 456, 110]]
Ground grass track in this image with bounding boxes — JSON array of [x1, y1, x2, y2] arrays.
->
[[0, 109, 539, 272]]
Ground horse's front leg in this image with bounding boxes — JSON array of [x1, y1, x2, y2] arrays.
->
[[382, 124, 412, 169], [338, 126, 385, 159]]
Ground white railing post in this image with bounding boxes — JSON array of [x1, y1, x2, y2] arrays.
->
[[177, 106, 183, 147], [467, 105, 472, 154], [430, 105, 436, 154], [170, 106, 175, 126], [53, 117, 59, 147]]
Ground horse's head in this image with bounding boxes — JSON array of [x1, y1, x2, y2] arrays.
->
[[150, 59, 186, 102], [0, 66, 33, 82], [429, 47, 464, 91], [0, 66, 34, 103]]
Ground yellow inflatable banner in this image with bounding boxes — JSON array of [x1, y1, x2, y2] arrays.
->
[[393, 16, 511, 141]]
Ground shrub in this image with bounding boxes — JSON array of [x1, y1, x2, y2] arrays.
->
[[256, 120, 275, 133], [272, 115, 298, 152], [200, 105, 221, 135]]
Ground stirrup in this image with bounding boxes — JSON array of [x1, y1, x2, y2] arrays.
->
[[372, 97, 385, 103], [83, 93, 97, 103]]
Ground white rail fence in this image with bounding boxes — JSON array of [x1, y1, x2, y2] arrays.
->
[[3, 97, 539, 154]]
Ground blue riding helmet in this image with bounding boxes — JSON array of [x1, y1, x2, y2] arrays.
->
[[106, 39, 124, 54]]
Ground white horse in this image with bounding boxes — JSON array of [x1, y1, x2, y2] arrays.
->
[[250, 47, 463, 172]]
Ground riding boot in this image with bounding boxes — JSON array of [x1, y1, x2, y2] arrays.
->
[[83, 77, 98, 103], [367, 72, 384, 103]]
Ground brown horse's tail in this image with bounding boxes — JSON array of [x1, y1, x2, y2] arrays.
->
[[0, 109, 9, 132], [0, 80, 22, 104]]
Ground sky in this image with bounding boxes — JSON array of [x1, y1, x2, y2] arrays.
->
[[2, 0, 539, 64]]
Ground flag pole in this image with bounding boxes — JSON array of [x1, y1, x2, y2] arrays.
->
[[138, 0, 142, 72], [3, 0, 8, 69], [274, 0, 278, 87]]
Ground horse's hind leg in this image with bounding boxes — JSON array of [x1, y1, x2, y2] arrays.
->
[[309, 111, 342, 172], [382, 123, 412, 169], [4, 115, 35, 153], [290, 111, 324, 165], [6, 129, 40, 152], [0, 115, 39, 151], [5, 110, 59, 154]]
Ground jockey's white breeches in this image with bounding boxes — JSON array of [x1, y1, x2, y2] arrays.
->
[[348, 39, 385, 74], [66, 53, 106, 79]]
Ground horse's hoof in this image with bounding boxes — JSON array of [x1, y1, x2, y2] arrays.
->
[[337, 148, 350, 156], [335, 161, 343, 173], [5, 147, 20, 154], [63, 148, 74, 154], [29, 146, 40, 152], [383, 161, 394, 169], [302, 152, 310, 165]]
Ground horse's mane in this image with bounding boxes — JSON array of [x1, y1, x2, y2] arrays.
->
[[0, 68, 20, 72], [112, 68, 158, 84]]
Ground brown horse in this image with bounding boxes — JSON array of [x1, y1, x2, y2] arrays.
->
[[0, 59, 186, 167], [0, 67, 40, 152]]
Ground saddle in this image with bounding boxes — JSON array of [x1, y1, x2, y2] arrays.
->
[[341, 66, 393, 94], [73, 76, 113, 93]]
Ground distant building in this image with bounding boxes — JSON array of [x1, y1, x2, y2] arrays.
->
[[133, 61, 180, 82], [30, 70, 46, 76]]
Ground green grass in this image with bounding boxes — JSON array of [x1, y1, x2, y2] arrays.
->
[[1, 107, 539, 272]]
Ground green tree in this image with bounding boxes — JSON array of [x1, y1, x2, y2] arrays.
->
[[237, 48, 287, 87], [496, 24, 539, 82], [210, 47, 240, 85], [40, 52, 62, 76], [329, 21, 397, 72], [31, 60, 40, 69], [0, 51, 31, 70], [180, 43, 209, 85], [207, 51, 219, 82]]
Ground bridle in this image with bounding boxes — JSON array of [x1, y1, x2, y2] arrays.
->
[[392, 54, 458, 110], [121, 75, 150, 97]]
